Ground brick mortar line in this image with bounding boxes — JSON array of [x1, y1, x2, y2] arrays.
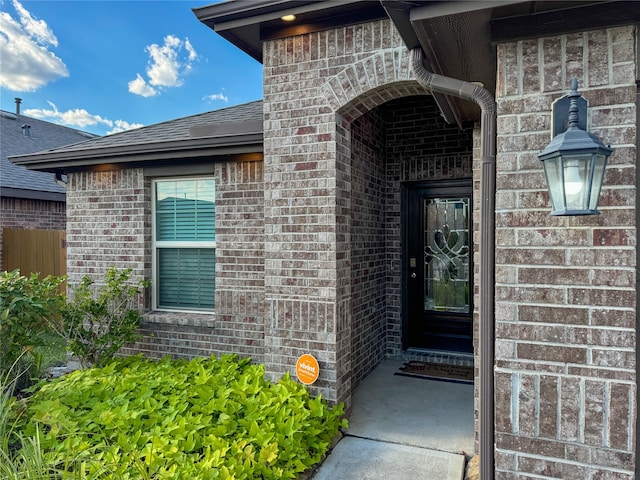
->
[[495, 367, 636, 377], [499, 450, 635, 473]]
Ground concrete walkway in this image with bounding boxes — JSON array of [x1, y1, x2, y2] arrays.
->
[[311, 359, 474, 480]]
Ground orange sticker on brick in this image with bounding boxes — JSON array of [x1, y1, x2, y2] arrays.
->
[[295, 354, 319, 385]]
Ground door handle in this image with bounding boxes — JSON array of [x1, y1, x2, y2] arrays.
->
[[410, 272, 417, 279]]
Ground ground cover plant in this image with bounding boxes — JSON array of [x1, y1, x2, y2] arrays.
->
[[10, 354, 347, 479]]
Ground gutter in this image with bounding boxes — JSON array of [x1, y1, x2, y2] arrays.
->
[[0, 186, 65, 202], [410, 47, 496, 479]]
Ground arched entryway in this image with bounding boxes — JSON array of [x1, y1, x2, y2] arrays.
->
[[325, 60, 484, 457], [338, 92, 478, 385]]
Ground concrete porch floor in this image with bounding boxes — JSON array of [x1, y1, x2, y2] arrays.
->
[[311, 358, 475, 480]]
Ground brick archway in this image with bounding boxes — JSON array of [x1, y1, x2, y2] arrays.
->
[[320, 47, 429, 123], [321, 48, 481, 437]]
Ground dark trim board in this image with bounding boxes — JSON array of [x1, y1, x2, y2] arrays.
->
[[491, 2, 640, 43]]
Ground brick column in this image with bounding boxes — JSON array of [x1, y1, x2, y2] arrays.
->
[[261, 20, 407, 404], [494, 26, 637, 478], [262, 79, 345, 402]]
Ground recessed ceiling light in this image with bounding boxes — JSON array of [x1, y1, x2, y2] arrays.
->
[[281, 14, 296, 22]]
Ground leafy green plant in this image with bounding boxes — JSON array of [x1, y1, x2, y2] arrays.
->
[[0, 351, 52, 479], [0, 353, 112, 480], [18, 354, 347, 479], [57, 267, 150, 368], [0, 270, 67, 387]]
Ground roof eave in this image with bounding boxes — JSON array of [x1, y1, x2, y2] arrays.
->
[[0, 186, 65, 202], [193, 0, 387, 63], [10, 133, 264, 173]]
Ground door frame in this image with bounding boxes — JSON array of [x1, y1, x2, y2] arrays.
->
[[401, 178, 474, 352]]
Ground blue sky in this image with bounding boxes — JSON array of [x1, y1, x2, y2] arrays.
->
[[0, 0, 263, 136]]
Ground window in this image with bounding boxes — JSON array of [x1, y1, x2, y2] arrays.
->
[[153, 178, 215, 311]]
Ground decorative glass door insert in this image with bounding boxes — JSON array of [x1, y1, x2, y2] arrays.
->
[[423, 198, 470, 313]]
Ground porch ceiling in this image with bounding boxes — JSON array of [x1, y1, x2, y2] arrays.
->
[[381, 0, 634, 125]]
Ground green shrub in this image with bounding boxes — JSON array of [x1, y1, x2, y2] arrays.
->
[[18, 355, 347, 479], [59, 267, 150, 368], [0, 270, 67, 386]]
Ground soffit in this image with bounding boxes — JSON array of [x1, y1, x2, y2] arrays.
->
[[193, 0, 388, 62], [385, 0, 638, 123]]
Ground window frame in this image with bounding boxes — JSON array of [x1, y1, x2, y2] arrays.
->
[[151, 176, 216, 313]]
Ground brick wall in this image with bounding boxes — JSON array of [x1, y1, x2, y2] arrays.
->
[[494, 26, 637, 478], [212, 160, 265, 362], [69, 161, 266, 363], [0, 196, 66, 269], [66, 169, 148, 286], [262, 20, 413, 403], [263, 20, 424, 403], [350, 107, 387, 387]]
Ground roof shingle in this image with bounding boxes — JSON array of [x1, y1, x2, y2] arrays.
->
[[1, 110, 97, 198], [10, 100, 264, 172]]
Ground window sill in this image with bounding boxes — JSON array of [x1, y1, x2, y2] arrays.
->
[[142, 311, 215, 328]]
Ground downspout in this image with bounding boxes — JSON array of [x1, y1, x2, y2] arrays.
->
[[54, 172, 67, 189], [410, 47, 496, 479]]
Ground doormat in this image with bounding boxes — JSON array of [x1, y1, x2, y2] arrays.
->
[[395, 360, 474, 384]]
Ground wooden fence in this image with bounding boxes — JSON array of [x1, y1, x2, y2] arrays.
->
[[2, 228, 66, 278]]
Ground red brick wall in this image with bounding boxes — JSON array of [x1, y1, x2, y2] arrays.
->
[[212, 160, 265, 362], [262, 20, 414, 404], [66, 169, 148, 286]]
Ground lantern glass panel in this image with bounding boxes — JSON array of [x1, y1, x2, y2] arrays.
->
[[588, 153, 608, 211], [563, 153, 592, 212], [542, 156, 565, 212]]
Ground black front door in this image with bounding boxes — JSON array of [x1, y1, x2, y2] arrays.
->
[[404, 180, 473, 353]]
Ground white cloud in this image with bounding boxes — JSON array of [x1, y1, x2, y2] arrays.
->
[[0, 0, 68, 91], [25, 101, 111, 128], [12, 0, 57, 45], [129, 35, 198, 97], [24, 101, 143, 134], [106, 120, 144, 135], [128, 73, 157, 97], [204, 92, 228, 103], [184, 39, 197, 64]]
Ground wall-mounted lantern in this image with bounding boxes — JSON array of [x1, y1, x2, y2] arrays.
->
[[537, 79, 613, 215]]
